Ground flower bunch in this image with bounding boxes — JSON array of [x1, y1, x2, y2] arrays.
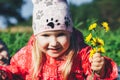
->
[[85, 21, 110, 58]]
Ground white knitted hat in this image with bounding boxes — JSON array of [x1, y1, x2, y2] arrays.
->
[[32, 0, 73, 35]]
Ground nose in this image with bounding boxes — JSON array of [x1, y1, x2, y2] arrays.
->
[[49, 36, 58, 47]]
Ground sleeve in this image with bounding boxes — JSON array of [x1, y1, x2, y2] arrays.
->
[[79, 46, 118, 80], [0, 45, 32, 80]]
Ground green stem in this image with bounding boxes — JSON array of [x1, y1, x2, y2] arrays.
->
[[90, 70, 95, 80]]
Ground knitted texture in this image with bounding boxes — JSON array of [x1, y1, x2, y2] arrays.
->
[[32, 0, 73, 35]]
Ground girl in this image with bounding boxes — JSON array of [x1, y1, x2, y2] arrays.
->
[[0, 0, 118, 80]]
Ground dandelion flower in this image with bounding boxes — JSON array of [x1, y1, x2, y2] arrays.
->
[[97, 38, 104, 46], [91, 38, 104, 46], [89, 23, 97, 31], [91, 38, 97, 46], [85, 33, 92, 42], [102, 22, 110, 32], [89, 48, 96, 58], [86, 20, 109, 58], [98, 46, 105, 53]]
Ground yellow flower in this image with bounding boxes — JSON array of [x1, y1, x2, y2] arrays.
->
[[86, 20, 109, 59], [101, 22, 110, 32], [91, 38, 104, 46], [98, 46, 105, 53], [91, 38, 97, 46], [85, 33, 92, 42], [97, 38, 104, 46], [89, 48, 96, 58], [89, 23, 97, 30]]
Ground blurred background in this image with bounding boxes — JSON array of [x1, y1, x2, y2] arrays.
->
[[0, 0, 120, 66], [0, 0, 120, 30]]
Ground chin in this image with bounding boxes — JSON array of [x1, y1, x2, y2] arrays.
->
[[47, 53, 62, 58]]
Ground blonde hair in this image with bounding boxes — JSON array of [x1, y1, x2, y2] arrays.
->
[[31, 39, 45, 80], [31, 31, 79, 80]]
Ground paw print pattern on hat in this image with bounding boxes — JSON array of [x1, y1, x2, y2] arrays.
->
[[65, 16, 71, 28], [36, 10, 44, 20], [46, 18, 60, 28], [32, 0, 73, 35], [44, 0, 53, 6]]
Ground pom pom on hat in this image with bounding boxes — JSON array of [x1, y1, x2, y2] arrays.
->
[[32, 0, 73, 35]]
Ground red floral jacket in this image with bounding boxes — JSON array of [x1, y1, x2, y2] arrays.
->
[[0, 35, 118, 80]]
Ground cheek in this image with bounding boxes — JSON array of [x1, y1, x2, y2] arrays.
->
[[37, 37, 48, 49], [58, 36, 70, 47]]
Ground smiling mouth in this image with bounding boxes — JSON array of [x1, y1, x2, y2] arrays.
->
[[48, 48, 61, 52], [48, 48, 60, 50]]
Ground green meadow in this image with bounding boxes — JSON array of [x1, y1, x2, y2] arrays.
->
[[0, 26, 120, 66]]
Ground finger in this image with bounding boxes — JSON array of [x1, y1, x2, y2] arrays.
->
[[92, 57, 102, 62], [91, 63, 103, 71], [91, 56, 104, 65], [100, 57, 105, 65], [92, 53, 104, 62], [89, 53, 101, 62], [89, 57, 101, 63], [92, 57, 104, 65]]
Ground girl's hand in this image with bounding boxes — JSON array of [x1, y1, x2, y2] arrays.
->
[[90, 53, 105, 75], [0, 70, 8, 80]]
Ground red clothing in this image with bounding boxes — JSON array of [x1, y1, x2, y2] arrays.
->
[[0, 35, 118, 80]]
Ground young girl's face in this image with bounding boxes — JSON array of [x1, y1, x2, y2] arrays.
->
[[36, 30, 71, 58]]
